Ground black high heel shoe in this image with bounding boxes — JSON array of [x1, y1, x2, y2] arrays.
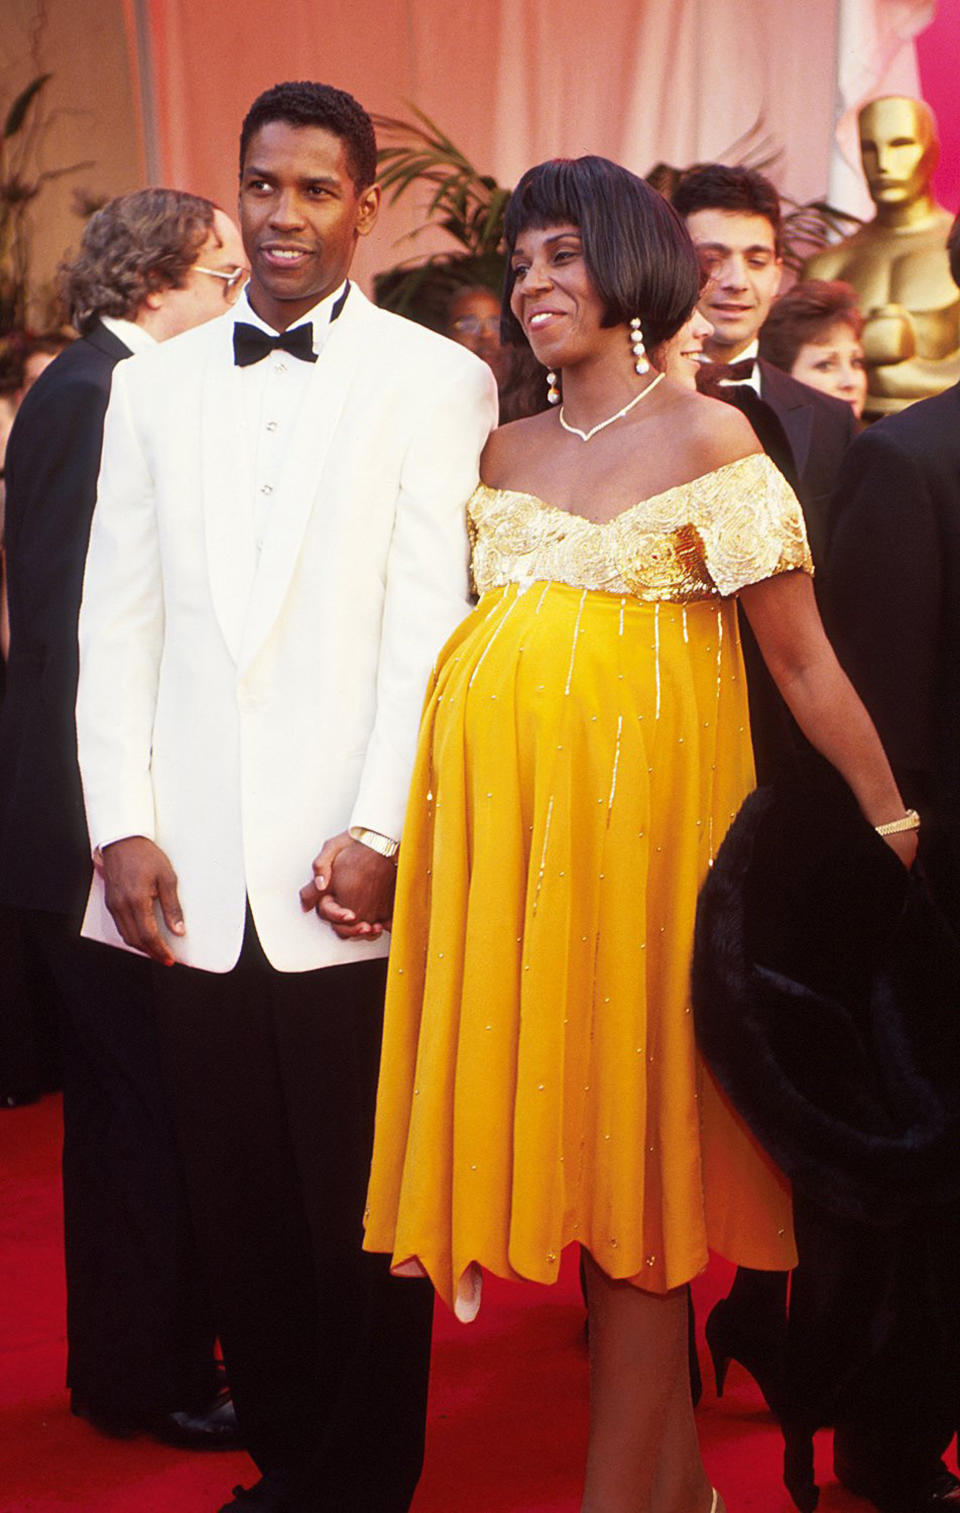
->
[[704, 1295, 787, 1418]]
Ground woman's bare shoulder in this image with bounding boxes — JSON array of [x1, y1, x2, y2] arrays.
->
[[481, 411, 555, 487], [676, 389, 763, 471]]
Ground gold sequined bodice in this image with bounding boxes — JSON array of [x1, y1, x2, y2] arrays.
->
[[469, 452, 811, 603]]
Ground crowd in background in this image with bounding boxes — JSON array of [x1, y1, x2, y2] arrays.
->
[[1, 79, 958, 1513]]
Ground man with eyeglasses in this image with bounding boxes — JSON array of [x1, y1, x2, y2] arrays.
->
[[0, 189, 246, 1446], [443, 284, 511, 389]]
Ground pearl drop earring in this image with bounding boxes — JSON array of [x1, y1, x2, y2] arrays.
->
[[630, 316, 649, 375]]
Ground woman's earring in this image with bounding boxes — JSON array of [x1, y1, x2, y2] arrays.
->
[[546, 369, 560, 404], [630, 317, 649, 375]]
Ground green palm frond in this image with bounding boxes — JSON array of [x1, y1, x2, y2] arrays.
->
[[373, 106, 508, 259], [370, 104, 862, 320], [780, 197, 863, 273], [0, 68, 97, 335]]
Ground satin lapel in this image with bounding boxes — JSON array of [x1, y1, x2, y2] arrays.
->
[[86, 319, 132, 363], [201, 315, 255, 664], [759, 361, 813, 479], [237, 294, 369, 675]]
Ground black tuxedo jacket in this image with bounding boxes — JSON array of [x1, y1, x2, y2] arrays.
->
[[757, 359, 859, 568], [0, 321, 131, 915], [706, 364, 856, 783], [823, 382, 960, 922]]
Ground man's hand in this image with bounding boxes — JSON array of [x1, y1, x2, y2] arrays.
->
[[299, 831, 396, 941], [100, 836, 185, 965]]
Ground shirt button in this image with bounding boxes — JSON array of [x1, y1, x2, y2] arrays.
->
[[261, 484, 273, 495], [266, 420, 278, 432], [276, 361, 287, 373]]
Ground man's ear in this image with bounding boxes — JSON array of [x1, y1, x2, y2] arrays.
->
[[356, 183, 381, 238]]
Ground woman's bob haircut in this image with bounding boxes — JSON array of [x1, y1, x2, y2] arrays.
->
[[501, 156, 701, 354]]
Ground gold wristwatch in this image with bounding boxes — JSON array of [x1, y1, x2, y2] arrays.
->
[[350, 826, 400, 861]]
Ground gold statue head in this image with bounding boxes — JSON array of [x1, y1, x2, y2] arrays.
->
[[858, 96, 939, 210]]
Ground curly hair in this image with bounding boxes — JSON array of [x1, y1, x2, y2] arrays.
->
[[672, 163, 783, 256], [759, 280, 863, 373], [239, 81, 377, 191], [61, 189, 217, 335], [500, 156, 700, 355]]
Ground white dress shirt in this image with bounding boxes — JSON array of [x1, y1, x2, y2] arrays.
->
[[100, 315, 157, 355], [710, 338, 761, 396], [231, 283, 347, 549]]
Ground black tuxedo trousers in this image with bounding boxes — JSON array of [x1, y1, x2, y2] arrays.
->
[[33, 915, 218, 1412], [0, 326, 218, 1415], [152, 923, 433, 1512]]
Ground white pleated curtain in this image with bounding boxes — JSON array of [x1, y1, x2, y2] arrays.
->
[[126, 0, 932, 289]]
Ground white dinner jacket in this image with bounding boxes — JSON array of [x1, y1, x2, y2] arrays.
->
[[76, 287, 497, 972]]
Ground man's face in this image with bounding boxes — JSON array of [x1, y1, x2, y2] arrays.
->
[[239, 121, 380, 331], [684, 208, 782, 359], [445, 287, 510, 387], [149, 209, 248, 340], [859, 98, 935, 209]]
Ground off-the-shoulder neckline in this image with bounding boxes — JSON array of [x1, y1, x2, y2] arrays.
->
[[473, 452, 769, 527]]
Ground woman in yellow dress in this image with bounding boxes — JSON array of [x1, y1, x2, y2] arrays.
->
[[359, 158, 916, 1513]]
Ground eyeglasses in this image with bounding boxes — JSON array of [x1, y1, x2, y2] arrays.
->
[[194, 265, 249, 304], [451, 315, 501, 338]]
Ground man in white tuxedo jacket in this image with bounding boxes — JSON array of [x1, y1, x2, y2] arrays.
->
[[76, 82, 497, 1513]]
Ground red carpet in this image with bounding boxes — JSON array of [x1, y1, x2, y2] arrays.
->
[[0, 1094, 915, 1511]]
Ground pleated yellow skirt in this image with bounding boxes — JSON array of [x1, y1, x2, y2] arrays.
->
[[364, 581, 795, 1316]]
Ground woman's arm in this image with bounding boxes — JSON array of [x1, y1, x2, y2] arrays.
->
[[739, 568, 917, 867]]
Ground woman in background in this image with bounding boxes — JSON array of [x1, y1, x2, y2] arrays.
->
[[760, 280, 867, 419]]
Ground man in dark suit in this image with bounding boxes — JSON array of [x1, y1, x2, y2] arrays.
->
[[0, 189, 246, 1444], [826, 230, 960, 928], [674, 163, 857, 566], [809, 212, 960, 1513], [677, 164, 857, 787]]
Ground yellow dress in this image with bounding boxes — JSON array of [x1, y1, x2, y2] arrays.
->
[[364, 453, 809, 1319]]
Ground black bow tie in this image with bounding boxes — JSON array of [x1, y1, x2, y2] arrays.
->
[[232, 283, 350, 368], [233, 322, 317, 367], [705, 358, 756, 384]]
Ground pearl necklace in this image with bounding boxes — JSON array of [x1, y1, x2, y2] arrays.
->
[[558, 371, 665, 442]]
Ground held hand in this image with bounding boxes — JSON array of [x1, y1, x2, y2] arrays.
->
[[300, 832, 396, 941], [101, 835, 185, 965]]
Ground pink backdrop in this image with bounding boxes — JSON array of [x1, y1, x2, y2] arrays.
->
[[916, 2, 960, 211], [138, 0, 844, 289], [133, 0, 959, 288]]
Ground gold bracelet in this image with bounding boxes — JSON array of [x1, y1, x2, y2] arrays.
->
[[874, 808, 920, 837]]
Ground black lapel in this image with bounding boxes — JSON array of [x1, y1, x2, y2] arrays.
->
[[84, 318, 134, 362], [758, 360, 813, 479]]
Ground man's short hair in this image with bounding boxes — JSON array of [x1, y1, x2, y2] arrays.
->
[[672, 164, 782, 255], [500, 155, 701, 355], [61, 189, 217, 334], [948, 212, 960, 289], [239, 81, 377, 192], [759, 280, 863, 373]]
